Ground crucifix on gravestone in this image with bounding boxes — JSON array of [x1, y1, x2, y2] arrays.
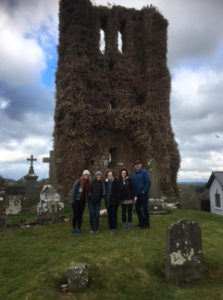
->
[[43, 150, 62, 183], [27, 155, 37, 174]]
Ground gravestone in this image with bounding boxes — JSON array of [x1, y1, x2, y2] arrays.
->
[[43, 150, 62, 183], [148, 159, 161, 199], [0, 176, 6, 231], [37, 183, 64, 220], [6, 196, 22, 215], [149, 198, 168, 215], [24, 155, 38, 196], [165, 219, 203, 282], [67, 264, 89, 292]]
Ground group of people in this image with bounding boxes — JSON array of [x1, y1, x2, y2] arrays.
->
[[69, 160, 151, 233]]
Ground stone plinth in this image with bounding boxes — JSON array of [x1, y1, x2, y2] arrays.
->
[[0, 176, 6, 231], [165, 219, 203, 282], [37, 184, 64, 220], [67, 264, 89, 292]]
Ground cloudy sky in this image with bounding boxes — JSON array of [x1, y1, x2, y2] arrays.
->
[[0, 0, 222, 182]]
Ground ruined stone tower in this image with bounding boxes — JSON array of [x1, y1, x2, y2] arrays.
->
[[54, 0, 180, 198]]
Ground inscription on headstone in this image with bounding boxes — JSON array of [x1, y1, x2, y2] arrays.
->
[[43, 150, 62, 183], [0, 176, 6, 231], [165, 219, 203, 282]]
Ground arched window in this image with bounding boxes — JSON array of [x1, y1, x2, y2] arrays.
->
[[100, 29, 105, 54]]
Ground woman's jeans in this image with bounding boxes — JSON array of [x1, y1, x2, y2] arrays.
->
[[72, 200, 86, 229], [121, 203, 133, 223], [88, 202, 101, 230]]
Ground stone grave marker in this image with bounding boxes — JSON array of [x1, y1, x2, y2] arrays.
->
[[6, 196, 22, 215], [24, 155, 38, 196], [67, 264, 89, 292], [43, 150, 62, 183], [37, 183, 64, 220], [165, 219, 203, 282], [0, 176, 6, 231]]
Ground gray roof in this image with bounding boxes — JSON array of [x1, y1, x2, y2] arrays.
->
[[206, 172, 223, 189]]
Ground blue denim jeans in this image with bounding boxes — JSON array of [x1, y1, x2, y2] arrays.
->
[[135, 192, 150, 226], [88, 202, 101, 230]]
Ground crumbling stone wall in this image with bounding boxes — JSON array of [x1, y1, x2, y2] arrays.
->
[[54, 0, 180, 198]]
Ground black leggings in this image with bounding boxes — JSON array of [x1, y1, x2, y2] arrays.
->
[[72, 201, 86, 229], [121, 203, 133, 223]]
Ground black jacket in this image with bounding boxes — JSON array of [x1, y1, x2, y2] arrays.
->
[[119, 177, 135, 201], [89, 180, 105, 204], [105, 178, 120, 206]]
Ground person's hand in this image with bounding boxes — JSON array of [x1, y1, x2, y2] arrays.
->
[[134, 196, 137, 201]]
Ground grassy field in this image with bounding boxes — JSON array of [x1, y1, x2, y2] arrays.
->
[[1, 207, 223, 300]]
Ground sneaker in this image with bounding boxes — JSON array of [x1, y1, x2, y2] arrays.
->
[[72, 228, 77, 233], [112, 229, 116, 232], [122, 223, 126, 229], [90, 229, 94, 234], [94, 230, 99, 233], [127, 223, 131, 229], [77, 228, 81, 233]]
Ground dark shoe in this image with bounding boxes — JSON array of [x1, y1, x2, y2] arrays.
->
[[140, 225, 150, 229], [134, 224, 141, 227]]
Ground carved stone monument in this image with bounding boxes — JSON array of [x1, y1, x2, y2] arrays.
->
[[43, 150, 62, 183], [0, 176, 6, 231], [37, 183, 64, 220], [165, 219, 203, 282], [24, 155, 38, 196]]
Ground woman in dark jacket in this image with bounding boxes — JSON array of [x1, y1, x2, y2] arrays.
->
[[119, 168, 136, 229], [104, 170, 120, 231], [88, 171, 105, 233], [70, 170, 91, 233]]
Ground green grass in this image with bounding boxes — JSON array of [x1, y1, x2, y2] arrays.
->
[[1, 207, 223, 300]]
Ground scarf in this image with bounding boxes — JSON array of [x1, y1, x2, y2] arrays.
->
[[82, 177, 90, 201], [106, 178, 114, 206]]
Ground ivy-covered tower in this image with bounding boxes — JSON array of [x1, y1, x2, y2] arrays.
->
[[54, 0, 180, 198]]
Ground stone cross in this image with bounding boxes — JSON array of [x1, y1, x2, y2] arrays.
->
[[43, 150, 62, 183], [27, 155, 37, 174], [165, 219, 203, 282]]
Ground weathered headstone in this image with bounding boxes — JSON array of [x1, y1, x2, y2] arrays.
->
[[43, 150, 62, 183], [37, 183, 64, 220], [24, 155, 38, 196], [0, 176, 6, 231], [149, 159, 161, 199], [165, 219, 203, 282], [67, 264, 89, 292], [6, 196, 22, 215]]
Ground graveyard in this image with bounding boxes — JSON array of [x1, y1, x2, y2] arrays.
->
[[1, 207, 223, 300]]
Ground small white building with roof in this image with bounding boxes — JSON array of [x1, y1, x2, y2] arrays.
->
[[206, 172, 223, 216]]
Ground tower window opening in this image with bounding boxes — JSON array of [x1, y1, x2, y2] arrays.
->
[[118, 31, 123, 53], [109, 100, 115, 109], [100, 29, 105, 54], [108, 148, 116, 166]]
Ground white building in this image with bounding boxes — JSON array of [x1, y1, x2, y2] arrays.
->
[[206, 172, 223, 216]]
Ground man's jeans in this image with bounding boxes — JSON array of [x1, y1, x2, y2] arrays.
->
[[135, 192, 150, 226], [88, 202, 101, 230]]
